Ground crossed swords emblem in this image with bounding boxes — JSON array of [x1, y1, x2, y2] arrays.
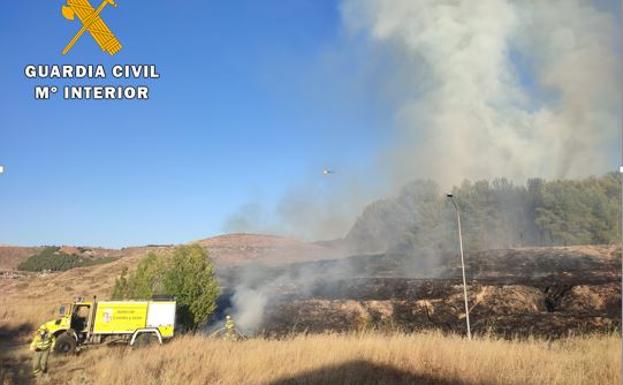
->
[[61, 0, 122, 56]]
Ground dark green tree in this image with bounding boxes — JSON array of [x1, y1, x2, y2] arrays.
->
[[110, 245, 220, 330], [163, 244, 220, 330], [346, 172, 621, 255]]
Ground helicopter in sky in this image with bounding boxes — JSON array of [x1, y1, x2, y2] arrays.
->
[[322, 168, 335, 176]]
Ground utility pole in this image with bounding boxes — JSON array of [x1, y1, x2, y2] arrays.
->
[[447, 193, 472, 340]]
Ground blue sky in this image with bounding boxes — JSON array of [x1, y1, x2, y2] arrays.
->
[[0, 1, 393, 247]]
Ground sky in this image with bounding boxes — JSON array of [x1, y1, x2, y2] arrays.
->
[[0, 0, 621, 247], [0, 1, 393, 247]]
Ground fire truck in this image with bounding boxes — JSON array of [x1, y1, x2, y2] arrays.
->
[[34, 296, 176, 353]]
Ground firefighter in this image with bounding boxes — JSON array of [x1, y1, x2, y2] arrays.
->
[[30, 328, 53, 375], [224, 315, 236, 341]]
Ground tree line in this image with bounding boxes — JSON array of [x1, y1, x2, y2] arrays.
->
[[346, 173, 621, 255]]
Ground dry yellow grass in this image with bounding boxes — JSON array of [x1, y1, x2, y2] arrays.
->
[[2, 332, 619, 385], [1, 244, 620, 385], [0, 252, 146, 332]]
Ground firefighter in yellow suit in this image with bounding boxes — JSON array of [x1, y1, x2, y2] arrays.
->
[[224, 315, 236, 341], [30, 328, 53, 375]]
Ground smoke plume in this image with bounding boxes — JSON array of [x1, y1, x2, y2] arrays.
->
[[226, 0, 621, 241], [342, 0, 621, 186]]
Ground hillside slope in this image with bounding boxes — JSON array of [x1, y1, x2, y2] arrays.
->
[[1, 239, 619, 339], [222, 245, 621, 337], [0, 233, 344, 272], [0, 246, 44, 270], [0, 233, 343, 331]]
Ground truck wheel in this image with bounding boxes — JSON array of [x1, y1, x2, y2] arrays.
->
[[54, 333, 76, 354], [134, 333, 159, 348]]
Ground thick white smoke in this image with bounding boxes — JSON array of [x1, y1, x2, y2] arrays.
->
[[230, 286, 269, 333], [342, 0, 621, 186]]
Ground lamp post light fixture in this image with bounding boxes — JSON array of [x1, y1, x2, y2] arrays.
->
[[446, 193, 472, 340]]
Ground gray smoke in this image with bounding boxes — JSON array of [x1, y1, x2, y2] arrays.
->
[[223, 175, 378, 241], [342, 0, 621, 186], [222, 258, 359, 334]]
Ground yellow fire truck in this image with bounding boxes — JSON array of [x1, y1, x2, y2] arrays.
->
[[34, 297, 176, 353]]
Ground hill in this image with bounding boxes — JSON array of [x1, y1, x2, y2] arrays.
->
[[0, 233, 345, 272], [0, 246, 44, 271], [194, 233, 345, 265], [0, 233, 345, 332], [2, 239, 619, 340]]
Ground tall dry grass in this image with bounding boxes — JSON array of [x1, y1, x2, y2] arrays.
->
[[0, 253, 144, 332], [15, 332, 618, 385]]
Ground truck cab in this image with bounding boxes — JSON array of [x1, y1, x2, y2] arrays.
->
[[35, 299, 93, 353]]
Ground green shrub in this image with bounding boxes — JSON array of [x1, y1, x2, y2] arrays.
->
[[111, 244, 220, 330]]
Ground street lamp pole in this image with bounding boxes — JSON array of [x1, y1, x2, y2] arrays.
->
[[447, 193, 472, 340]]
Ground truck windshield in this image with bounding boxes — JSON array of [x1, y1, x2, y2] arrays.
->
[[59, 304, 69, 316]]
